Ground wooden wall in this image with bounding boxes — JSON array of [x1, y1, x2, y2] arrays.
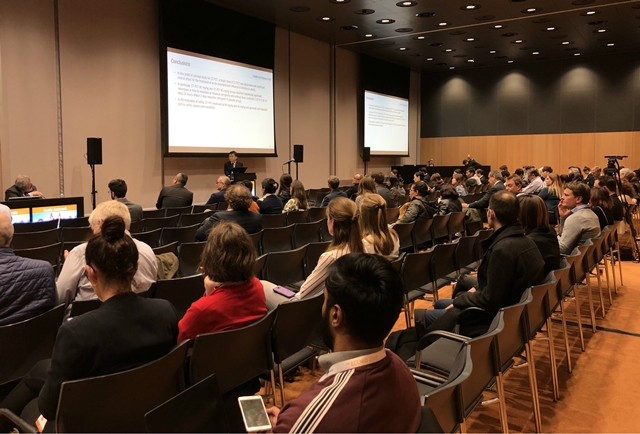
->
[[420, 132, 640, 173]]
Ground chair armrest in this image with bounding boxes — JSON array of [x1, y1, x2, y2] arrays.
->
[[416, 329, 469, 352], [0, 409, 37, 433]]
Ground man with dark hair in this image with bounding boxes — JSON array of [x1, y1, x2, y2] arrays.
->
[[475, 168, 488, 185], [465, 168, 480, 187], [108, 179, 143, 221], [557, 182, 600, 255], [418, 166, 431, 183], [541, 166, 553, 180], [268, 253, 424, 433], [499, 165, 508, 172], [156, 173, 193, 209], [205, 176, 231, 206], [504, 175, 523, 195], [413, 171, 425, 183], [462, 170, 505, 210], [370, 172, 396, 208], [344, 173, 362, 199], [522, 169, 544, 194], [514, 168, 528, 187], [416, 190, 545, 333], [320, 176, 348, 207], [223, 150, 243, 180], [597, 176, 624, 221]]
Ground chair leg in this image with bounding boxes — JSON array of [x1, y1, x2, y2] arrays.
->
[[602, 258, 613, 305], [270, 369, 278, 407], [495, 372, 509, 433], [546, 319, 560, 401], [571, 290, 586, 351], [460, 419, 467, 434], [525, 343, 543, 433], [616, 241, 624, 286], [594, 267, 606, 319], [584, 276, 597, 333], [559, 301, 573, 373], [609, 247, 618, 294], [278, 364, 286, 407]]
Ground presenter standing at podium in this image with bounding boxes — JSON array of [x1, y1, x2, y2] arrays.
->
[[224, 150, 243, 180]]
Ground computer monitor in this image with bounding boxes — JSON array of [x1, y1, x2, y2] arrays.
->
[[32, 204, 78, 222], [10, 208, 30, 224]]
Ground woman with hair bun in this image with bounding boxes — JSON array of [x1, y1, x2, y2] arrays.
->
[[359, 194, 399, 259], [258, 178, 284, 214], [0, 216, 178, 430]]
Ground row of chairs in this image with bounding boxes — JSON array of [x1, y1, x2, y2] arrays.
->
[[247, 221, 332, 256], [393, 212, 468, 253], [467, 183, 489, 194]]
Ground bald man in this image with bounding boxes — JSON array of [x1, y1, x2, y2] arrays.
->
[[0, 213, 56, 326], [345, 173, 362, 199]]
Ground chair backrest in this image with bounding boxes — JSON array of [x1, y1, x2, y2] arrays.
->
[[474, 228, 494, 259], [69, 299, 103, 318], [145, 215, 180, 231], [254, 254, 268, 280], [320, 218, 333, 242], [154, 274, 205, 320], [585, 236, 605, 269], [56, 341, 189, 433], [143, 209, 166, 219], [153, 241, 179, 256], [190, 309, 277, 393], [495, 288, 533, 374], [389, 251, 406, 274], [393, 221, 416, 251], [550, 258, 571, 311], [12, 228, 61, 249], [271, 294, 324, 363], [525, 274, 557, 340], [264, 245, 308, 285], [14, 243, 61, 268], [315, 191, 329, 205], [0, 304, 65, 385], [129, 219, 146, 234], [447, 212, 466, 240], [305, 241, 331, 272], [386, 207, 400, 224], [262, 224, 295, 253], [261, 213, 286, 228], [431, 242, 458, 285], [572, 243, 591, 284], [248, 230, 264, 256], [160, 224, 200, 246], [413, 218, 434, 249], [164, 205, 193, 217], [59, 216, 90, 228], [132, 228, 162, 248], [216, 201, 229, 211], [178, 211, 212, 227], [286, 210, 309, 225], [191, 205, 217, 214], [455, 234, 479, 272], [177, 241, 206, 277], [307, 207, 326, 222], [292, 220, 323, 248], [431, 214, 450, 241], [61, 226, 93, 243], [12, 220, 58, 233], [401, 248, 435, 293], [144, 373, 229, 434]]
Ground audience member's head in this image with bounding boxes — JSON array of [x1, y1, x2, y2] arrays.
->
[[499, 165, 508, 172], [517, 194, 549, 235], [387, 176, 399, 189], [411, 181, 430, 198], [241, 180, 254, 195], [475, 169, 484, 177], [430, 173, 443, 185], [419, 167, 428, 175], [89, 201, 131, 233], [561, 182, 590, 210], [413, 171, 425, 182], [85, 216, 138, 297], [544, 172, 564, 197], [591, 166, 602, 178], [327, 176, 340, 190], [583, 166, 591, 176], [597, 176, 616, 194], [501, 170, 511, 179], [216, 176, 231, 191], [352, 173, 363, 185], [359, 194, 395, 257], [439, 184, 459, 200], [357, 176, 377, 196], [290, 180, 308, 209], [261, 178, 279, 195], [390, 169, 402, 183], [174, 173, 188, 186], [228, 150, 238, 162], [569, 166, 582, 181], [225, 184, 253, 211], [488, 170, 503, 186], [528, 169, 540, 180], [200, 221, 255, 293], [505, 175, 523, 194], [370, 172, 385, 186], [452, 173, 466, 189], [488, 190, 519, 228], [541, 166, 553, 178], [108, 179, 128, 200], [0, 213, 14, 248], [14, 175, 33, 192], [514, 168, 525, 178], [278, 174, 293, 195], [326, 197, 363, 254], [322, 253, 404, 350], [590, 186, 613, 210], [465, 168, 475, 179]]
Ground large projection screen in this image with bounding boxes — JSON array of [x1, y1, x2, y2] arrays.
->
[[165, 47, 276, 156], [364, 90, 409, 156]]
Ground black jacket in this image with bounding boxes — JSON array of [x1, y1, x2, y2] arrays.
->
[[344, 184, 358, 199], [196, 210, 263, 241], [258, 195, 284, 214], [223, 161, 244, 177], [4, 184, 38, 201], [527, 226, 561, 277], [468, 181, 505, 209], [437, 198, 463, 215], [156, 184, 193, 209], [376, 185, 396, 208], [611, 194, 624, 221], [205, 189, 227, 206], [592, 206, 614, 230], [397, 197, 437, 224], [320, 190, 348, 207]]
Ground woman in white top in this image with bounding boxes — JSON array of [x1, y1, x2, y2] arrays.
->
[[359, 194, 400, 260]]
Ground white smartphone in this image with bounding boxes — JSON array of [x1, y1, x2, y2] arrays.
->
[[238, 396, 272, 432]]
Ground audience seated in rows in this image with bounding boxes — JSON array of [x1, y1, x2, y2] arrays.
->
[[518, 194, 561, 276], [108, 178, 143, 222], [437, 184, 463, 215], [277, 173, 293, 205], [344, 173, 362, 199], [416, 190, 545, 335], [320, 176, 348, 207], [0, 213, 56, 326], [268, 253, 425, 433], [538, 172, 563, 224], [258, 178, 284, 214], [557, 182, 601, 255], [57, 201, 157, 312], [462, 170, 505, 211], [179, 221, 266, 342], [394, 181, 437, 225], [205, 176, 230, 206], [355, 176, 377, 210], [0, 216, 178, 430], [359, 194, 399, 260], [196, 184, 262, 241], [156, 173, 193, 209], [371, 172, 396, 208], [590, 187, 614, 230], [283, 180, 309, 213]]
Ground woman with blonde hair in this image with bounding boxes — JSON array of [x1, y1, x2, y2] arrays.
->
[[355, 176, 377, 209], [359, 194, 400, 259], [538, 172, 563, 224], [283, 180, 308, 213]]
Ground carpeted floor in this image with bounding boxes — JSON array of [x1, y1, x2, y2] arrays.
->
[[265, 261, 640, 433]]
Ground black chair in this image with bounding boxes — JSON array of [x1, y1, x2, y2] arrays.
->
[[145, 215, 180, 231], [263, 245, 307, 287], [62, 241, 84, 256], [455, 233, 480, 276], [12, 220, 58, 233], [262, 224, 295, 253], [0, 305, 65, 386], [286, 210, 309, 225], [248, 230, 264, 256], [292, 220, 322, 248], [307, 207, 326, 222], [178, 241, 206, 277], [447, 212, 466, 241], [14, 243, 61, 269], [12, 228, 61, 249], [189, 309, 277, 394], [254, 254, 268, 280], [129, 219, 146, 234], [153, 241, 179, 256], [474, 228, 493, 255], [164, 205, 193, 217], [430, 214, 451, 243], [192, 205, 217, 213], [394, 221, 416, 252], [55, 341, 189, 433], [401, 248, 436, 327], [142, 209, 166, 219], [160, 223, 200, 246], [430, 242, 459, 303], [261, 213, 286, 228], [59, 216, 90, 228], [386, 207, 400, 224], [69, 299, 103, 317], [179, 212, 212, 227], [0, 408, 37, 433], [216, 201, 229, 211], [389, 251, 406, 274], [305, 241, 331, 272], [144, 373, 229, 433], [412, 218, 434, 251], [132, 228, 162, 248], [315, 191, 329, 205], [61, 226, 92, 243], [154, 274, 205, 320], [269, 294, 324, 406]]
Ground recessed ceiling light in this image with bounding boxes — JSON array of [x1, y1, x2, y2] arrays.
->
[[318, 16, 335, 21], [596, 29, 606, 33], [330, 0, 350, 3], [513, 39, 524, 43], [468, 59, 475, 62], [397, 47, 409, 51], [607, 43, 615, 46], [489, 50, 496, 53], [508, 60, 514, 63], [546, 27, 556, 31], [415, 36, 426, 40], [461, 4, 481, 10], [377, 19, 394, 24], [493, 24, 504, 29], [522, 7, 541, 13], [450, 67, 455, 70], [396, 1, 418, 6], [574, 53, 581, 56], [562, 41, 570, 45], [465, 38, 475, 41], [427, 57, 433, 61], [533, 51, 540, 54], [445, 49, 453, 52], [586, 10, 596, 15], [364, 33, 374, 37], [438, 22, 449, 26]]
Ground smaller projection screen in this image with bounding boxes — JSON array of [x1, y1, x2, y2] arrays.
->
[[166, 47, 276, 155], [364, 90, 409, 156]]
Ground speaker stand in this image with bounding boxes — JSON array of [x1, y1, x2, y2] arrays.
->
[[294, 162, 299, 180], [364, 161, 368, 176], [285, 161, 292, 174], [89, 163, 97, 210]]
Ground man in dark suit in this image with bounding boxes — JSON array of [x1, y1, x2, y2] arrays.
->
[[320, 176, 348, 207], [205, 176, 230, 206], [108, 179, 143, 221], [156, 173, 193, 209], [462, 170, 505, 211], [370, 172, 396, 208], [196, 184, 262, 241], [223, 150, 244, 180], [4, 175, 43, 201], [344, 173, 362, 199]]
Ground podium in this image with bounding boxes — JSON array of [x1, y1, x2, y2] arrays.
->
[[234, 172, 257, 196]]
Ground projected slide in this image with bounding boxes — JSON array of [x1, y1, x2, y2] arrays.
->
[[364, 90, 409, 156], [166, 47, 275, 155], [10, 208, 30, 224], [32, 205, 78, 222]]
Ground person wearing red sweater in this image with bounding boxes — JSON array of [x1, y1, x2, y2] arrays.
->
[[178, 220, 266, 343]]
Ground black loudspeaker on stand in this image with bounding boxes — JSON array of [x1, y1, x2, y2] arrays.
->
[[87, 138, 102, 210], [293, 144, 304, 180], [362, 146, 370, 175]]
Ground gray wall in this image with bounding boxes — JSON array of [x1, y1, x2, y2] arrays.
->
[[421, 51, 640, 138]]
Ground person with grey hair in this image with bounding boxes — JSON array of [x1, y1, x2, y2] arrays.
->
[[0, 212, 56, 326], [0, 204, 10, 220], [320, 175, 348, 207], [156, 172, 193, 209], [4, 175, 43, 201], [205, 176, 231, 206], [462, 169, 505, 210]]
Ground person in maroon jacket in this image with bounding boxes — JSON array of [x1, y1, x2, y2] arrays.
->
[[268, 253, 431, 433]]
